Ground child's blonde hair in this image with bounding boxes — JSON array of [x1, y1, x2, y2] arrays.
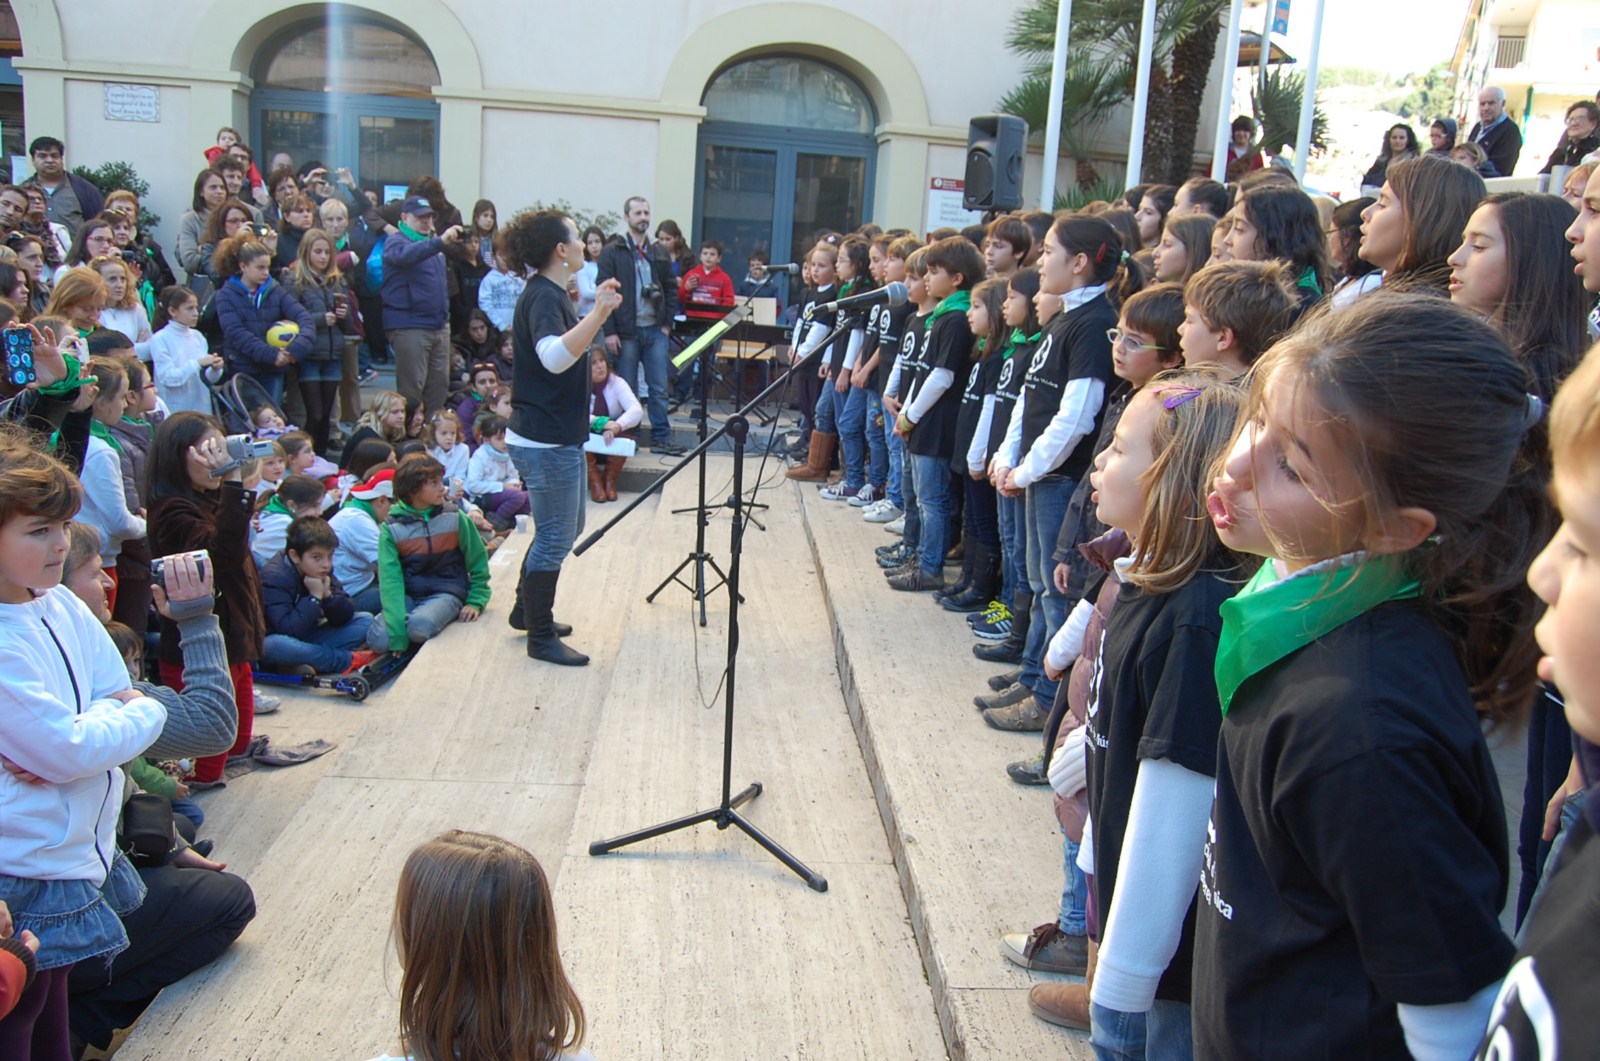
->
[[904, 246, 929, 278], [289, 227, 342, 289], [426, 409, 463, 448], [1127, 365, 1249, 594], [392, 831, 585, 1061], [357, 390, 408, 442], [1550, 342, 1600, 491]]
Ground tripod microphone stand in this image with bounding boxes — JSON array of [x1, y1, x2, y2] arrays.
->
[[573, 326, 854, 893]]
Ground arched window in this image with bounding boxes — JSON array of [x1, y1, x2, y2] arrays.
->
[[250, 11, 440, 196], [695, 56, 877, 295]]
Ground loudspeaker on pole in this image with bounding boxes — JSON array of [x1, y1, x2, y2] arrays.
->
[[964, 114, 1028, 212]]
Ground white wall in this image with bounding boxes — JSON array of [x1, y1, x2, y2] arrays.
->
[[478, 108, 660, 223]]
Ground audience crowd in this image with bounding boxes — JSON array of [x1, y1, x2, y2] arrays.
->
[[0, 83, 1598, 1058]]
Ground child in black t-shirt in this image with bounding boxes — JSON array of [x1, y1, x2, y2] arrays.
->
[[1078, 366, 1247, 1052], [865, 236, 922, 526], [822, 236, 880, 504], [936, 277, 1009, 613], [888, 236, 984, 592], [785, 244, 840, 481], [876, 248, 937, 573], [1197, 293, 1542, 1060], [1476, 343, 1600, 1059]]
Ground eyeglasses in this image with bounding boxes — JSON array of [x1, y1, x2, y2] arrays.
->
[[1106, 327, 1165, 354]]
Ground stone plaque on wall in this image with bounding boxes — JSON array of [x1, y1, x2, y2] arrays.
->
[[103, 83, 161, 123]]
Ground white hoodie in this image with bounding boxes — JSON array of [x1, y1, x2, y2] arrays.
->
[[0, 586, 166, 885], [142, 321, 217, 415]]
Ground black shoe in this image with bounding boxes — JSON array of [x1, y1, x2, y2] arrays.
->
[[524, 570, 589, 666], [988, 668, 1023, 691], [1007, 754, 1050, 786], [191, 838, 216, 857], [973, 633, 1024, 664], [652, 439, 688, 457]]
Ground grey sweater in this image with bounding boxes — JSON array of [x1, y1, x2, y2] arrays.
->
[[131, 591, 238, 761]]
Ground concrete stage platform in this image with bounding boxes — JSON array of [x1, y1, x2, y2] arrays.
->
[[117, 450, 1093, 1061]]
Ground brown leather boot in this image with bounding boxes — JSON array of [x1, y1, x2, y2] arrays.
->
[[785, 430, 837, 482], [586, 453, 606, 503], [602, 455, 624, 501], [1026, 937, 1096, 1030]]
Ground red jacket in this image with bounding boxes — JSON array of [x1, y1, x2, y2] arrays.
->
[[679, 265, 735, 315]]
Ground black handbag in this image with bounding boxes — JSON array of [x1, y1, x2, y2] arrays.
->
[[118, 792, 175, 868]]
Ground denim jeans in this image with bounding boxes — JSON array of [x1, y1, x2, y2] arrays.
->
[[864, 390, 890, 489], [365, 593, 462, 652], [1059, 832, 1089, 935], [882, 401, 905, 509], [910, 453, 953, 576], [296, 357, 340, 382], [813, 378, 841, 435], [837, 382, 870, 491], [1091, 1000, 1193, 1061], [900, 443, 920, 542], [262, 613, 374, 673], [507, 443, 586, 572], [1019, 476, 1077, 701], [997, 492, 1027, 607], [617, 326, 672, 445], [349, 583, 382, 616]]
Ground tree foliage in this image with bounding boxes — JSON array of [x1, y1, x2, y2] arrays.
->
[[521, 199, 621, 239], [71, 160, 160, 230], [1251, 68, 1330, 158], [1384, 64, 1456, 122]]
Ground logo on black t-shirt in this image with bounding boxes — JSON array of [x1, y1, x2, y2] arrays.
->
[[996, 358, 1015, 392], [1028, 333, 1053, 376]]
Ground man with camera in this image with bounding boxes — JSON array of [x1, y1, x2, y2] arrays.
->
[[597, 195, 684, 455], [382, 195, 462, 416]]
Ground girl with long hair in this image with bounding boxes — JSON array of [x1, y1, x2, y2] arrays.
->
[[285, 228, 357, 453], [1362, 123, 1420, 188], [1152, 214, 1215, 286], [1358, 153, 1487, 295], [1224, 185, 1332, 313]]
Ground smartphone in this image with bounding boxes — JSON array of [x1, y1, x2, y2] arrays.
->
[[150, 549, 210, 588], [3, 326, 34, 387]]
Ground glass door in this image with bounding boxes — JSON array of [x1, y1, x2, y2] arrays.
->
[[253, 89, 438, 202], [700, 144, 778, 279], [790, 152, 866, 264]]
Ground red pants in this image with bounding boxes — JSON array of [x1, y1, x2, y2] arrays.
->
[[158, 659, 254, 783], [103, 565, 118, 616]]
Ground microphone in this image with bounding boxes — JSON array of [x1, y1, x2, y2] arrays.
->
[[766, 262, 802, 275], [808, 281, 909, 318]]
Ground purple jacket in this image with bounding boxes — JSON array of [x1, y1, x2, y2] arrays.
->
[[381, 229, 449, 331]]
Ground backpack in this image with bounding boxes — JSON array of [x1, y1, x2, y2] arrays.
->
[[363, 238, 385, 295]]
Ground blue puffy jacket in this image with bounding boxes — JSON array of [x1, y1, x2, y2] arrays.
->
[[214, 276, 316, 379], [260, 552, 357, 640], [380, 228, 449, 330]]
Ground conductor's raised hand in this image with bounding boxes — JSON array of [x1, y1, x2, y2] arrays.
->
[[592, 278, 623, 320]]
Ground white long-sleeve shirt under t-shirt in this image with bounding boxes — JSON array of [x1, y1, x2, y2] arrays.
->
[[143, 321, 217, 415], [997, 285, 1108, 487]]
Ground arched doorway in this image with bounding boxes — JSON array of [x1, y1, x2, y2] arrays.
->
[[250, 12, 439, 196], [694, 56, 876, 295]]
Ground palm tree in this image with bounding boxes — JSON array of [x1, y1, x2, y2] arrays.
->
[[1000, 0, 1227, 191]]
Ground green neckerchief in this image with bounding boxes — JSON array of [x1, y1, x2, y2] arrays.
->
[[1215, 554, 1420, 716], [927, 288, 972, 327], [1001, 328, 1040, 360], [263, 494, 293, 518], [119, 413, 151, 439], [37, 354, 86, 398], [839, 279, 857, 298], [397, 220, 428, 243], [346, 496, 377, 520], [1297, 266, 1322, 296], [88, 419, 124, 454]]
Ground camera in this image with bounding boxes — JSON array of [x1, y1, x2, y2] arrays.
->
[[225, 434, 276, 461], [150, 550, 210, 589], [119, 249, 141, 265], [253, 223, 272, 238], [642, 283, 662, 302]]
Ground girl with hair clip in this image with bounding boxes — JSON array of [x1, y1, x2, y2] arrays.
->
[[785, 242, 840, 480], [984, 216, 1139, 729], [1132, 184, 1176, 251], [1446, 191, 1590, 925], [821, 235, 880, 502], [1049, 366, 1249, 1050], [1195, 291, 1548, 1060], [147, 410, 267, 784], [1152, 215, 1215, 286], [1223, 185, 1332, 315], [371, 830, 591, 1061], [91, 256, 152, 347], [285, 227, 358, 455], [0, 425, 167, 1059], [936, 277, 1009, 611], [144, 286, 222, 415], [1327, 196, 1380, 308], [1358, 153, 1487, 296], [425, 409, 471, 491]]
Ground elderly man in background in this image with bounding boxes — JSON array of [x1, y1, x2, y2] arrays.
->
[[1467, 86, 1524, 177]]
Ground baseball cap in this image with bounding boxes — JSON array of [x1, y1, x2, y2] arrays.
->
[[350, 468, 395, 500], [400, 195, 435, 217]]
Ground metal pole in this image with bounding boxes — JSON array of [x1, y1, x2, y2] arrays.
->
[[1292, 0, 1326, 182], [1259, 0, 1273, 98], [1125, 0, 1158, 187], [1211, 0, 1246, 181], [1039, 0, 1073, 211]]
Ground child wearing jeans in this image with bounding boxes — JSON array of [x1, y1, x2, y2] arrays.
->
[[368, 454, 490, 653], [465, 414, 530, 529], [261, 515, 378, 675]]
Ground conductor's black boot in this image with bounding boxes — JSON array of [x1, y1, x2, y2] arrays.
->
[[525, 570, 589, 666]]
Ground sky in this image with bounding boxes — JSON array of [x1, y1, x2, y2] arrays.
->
[[1269, 0, 1472, 76]]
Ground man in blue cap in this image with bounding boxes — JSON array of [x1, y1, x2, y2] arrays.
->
[[383, 194, 463, 415]]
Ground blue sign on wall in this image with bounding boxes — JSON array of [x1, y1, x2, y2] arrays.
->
[[1272, 0, 1291, 35]]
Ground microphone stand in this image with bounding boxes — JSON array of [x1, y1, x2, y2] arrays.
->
[[573, 317, 854, 894]]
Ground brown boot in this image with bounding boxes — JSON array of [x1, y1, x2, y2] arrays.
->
[[785, 430, 837, 482], [1026, 937, 1096, 1030], [602, 455, 624, 501], [586, 453, 606, 503]]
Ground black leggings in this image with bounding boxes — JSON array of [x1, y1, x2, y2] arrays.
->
[[298, 377, 340, 456]]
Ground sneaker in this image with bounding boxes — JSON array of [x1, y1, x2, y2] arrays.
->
[[343, 649, 382, 674], [819, 480, 860, 501], [847, 483, 880, 507], [884, 515, 906, 534], [651, 438, 687, 456], [1002, 923, 1090, 975], [864, 502, 903, 524], [988, 667, 1023, 691], [1007, 753, 1050, 786], [984, 695, 1050, 732], [886, 566, 944, 592], [974, 682, 1033, 711], [357, 367, 380, 385], [968, 600, 1007, 626], [253, 692, 281, 715], [973, 609, 1014, 642], [876, 542, 914, 569]]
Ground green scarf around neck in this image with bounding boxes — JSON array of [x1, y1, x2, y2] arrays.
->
[[397, 220, 428, 242], [1214, 554, 1420, 716], [1002, 328, 1040, 359], [927, 288, 972, 327], [88, 419, 123, 454], [263, 494, 293, 518]]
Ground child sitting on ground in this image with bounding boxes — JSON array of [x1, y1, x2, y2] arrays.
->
[[425, 410, 470, 487], [279, 429, 339, 483], [465, 414, 529, 530], [368, 831, 591, 1061], [329, 465, 393, 616], [251, 472, 325, 569], [261, 515, 377, 675], [254, 441, 287, 499], [367, 454, 490, 653], [103, 619, 206, 838], [1178, 260, 1296, 378]]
